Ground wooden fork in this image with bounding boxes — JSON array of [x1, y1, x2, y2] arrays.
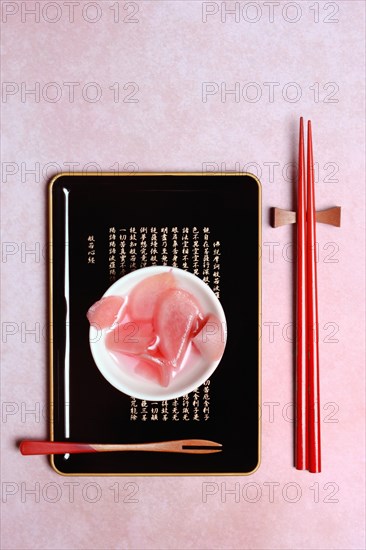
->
[[20, 439, 222, 455]]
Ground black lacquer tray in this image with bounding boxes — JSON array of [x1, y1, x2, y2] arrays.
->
[[49, 172, 261, 475]]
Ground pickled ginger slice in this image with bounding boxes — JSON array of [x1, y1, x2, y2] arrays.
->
[[105, 321, 156, 355], [128, 271, 176, 322], [192, 314, 226, 361], [155, 289, 201, 368], [87, 296, 126, 329]]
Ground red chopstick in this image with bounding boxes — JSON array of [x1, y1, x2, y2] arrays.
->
[[306, 121, 321, 473], [295, 118, 308, 470], [295, 118, 321, 473]]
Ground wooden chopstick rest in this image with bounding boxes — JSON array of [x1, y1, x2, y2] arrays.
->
[[271, 206, 341, 228]]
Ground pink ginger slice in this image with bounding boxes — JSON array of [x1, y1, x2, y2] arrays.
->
[[135, 354, 172, 387], [105, 321, 156, 355], [87, 296, 126, 329], [128, 271, 176, 321], [192, 314, 226, 361], [155, 288, 201, 368]]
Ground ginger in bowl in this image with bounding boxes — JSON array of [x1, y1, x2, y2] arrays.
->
[[87, 266, 227, 401]]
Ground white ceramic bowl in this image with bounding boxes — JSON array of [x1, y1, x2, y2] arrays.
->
[[89, 266, 227, 401]]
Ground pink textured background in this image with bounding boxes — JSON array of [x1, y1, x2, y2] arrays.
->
[[1, 1, 365, 549]]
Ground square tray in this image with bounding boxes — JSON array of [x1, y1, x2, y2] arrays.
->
[[49, 172, 261, 475]]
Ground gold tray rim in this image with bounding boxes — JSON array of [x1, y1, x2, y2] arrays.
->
[[48, 171, 262, 476]]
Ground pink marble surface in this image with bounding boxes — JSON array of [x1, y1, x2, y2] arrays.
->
[[1, 1, 365, 549]]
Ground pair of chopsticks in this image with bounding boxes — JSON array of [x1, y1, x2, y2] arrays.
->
[[296, 118, 321, 473], [20, 439, 222, 455]]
